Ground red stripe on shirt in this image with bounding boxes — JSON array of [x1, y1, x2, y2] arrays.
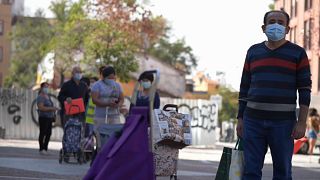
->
[[244, 63, 250, 71], [250, 58, 296, 70], [297, 58, 310, 70]]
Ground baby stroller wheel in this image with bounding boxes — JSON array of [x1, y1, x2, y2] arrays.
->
[[90, 149, 97, 166], [59, 149, 63, 164], [77, 150, 83, 164], [170, 175, 177, 180], [64, 155, 69, 163]]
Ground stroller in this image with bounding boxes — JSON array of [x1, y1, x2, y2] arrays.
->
[[59, 105, 85, 164]]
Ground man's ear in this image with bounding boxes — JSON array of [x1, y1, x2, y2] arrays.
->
[[285, 26, 290, 34], [261, 25, 266, 33]]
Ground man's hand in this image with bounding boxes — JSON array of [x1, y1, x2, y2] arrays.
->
[[291, 121, 306, 139], [292, 105, 308, 139], [108, 99, 119, 108], [66, 97, 72, 104], [236, 118, 243, 137]]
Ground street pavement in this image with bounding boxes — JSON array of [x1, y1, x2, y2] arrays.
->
[[0, 139, 319, 180]]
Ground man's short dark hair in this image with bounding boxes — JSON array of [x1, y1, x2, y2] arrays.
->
[[40, 82, 49, 88], [263, 10, 290, 26], [102, 66, 116, 78], [138, 72, 154, 82]]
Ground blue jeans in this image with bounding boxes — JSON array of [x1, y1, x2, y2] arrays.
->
[[242, 116, 296, 180]]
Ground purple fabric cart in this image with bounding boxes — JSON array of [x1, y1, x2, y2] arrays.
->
[[84, 107, 155, 180]]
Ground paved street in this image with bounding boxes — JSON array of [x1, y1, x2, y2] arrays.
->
[[0, 139, 319, 180]]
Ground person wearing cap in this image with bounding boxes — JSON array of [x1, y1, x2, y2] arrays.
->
[[136, 72, 160, 109], [37, 82, 59, 155], [91, 66, 124, 127]]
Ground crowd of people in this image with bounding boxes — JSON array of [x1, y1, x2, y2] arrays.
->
[[36, 65, 159, 155]]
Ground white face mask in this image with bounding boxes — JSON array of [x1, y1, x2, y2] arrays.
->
[[141, 81, 152, 89]]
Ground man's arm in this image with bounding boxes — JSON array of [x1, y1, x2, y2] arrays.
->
[[84, 85, 90, 107], [237, 52, 251, 137], [58, 83, 68, 108], [292, 50, 311, 139]]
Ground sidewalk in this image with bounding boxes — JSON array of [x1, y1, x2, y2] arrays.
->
[[1, 139, 320, 166], [0, 139, 319, 179]]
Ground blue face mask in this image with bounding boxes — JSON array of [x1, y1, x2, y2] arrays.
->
[[74, 73, 82, 81], [265, 23, 286, 41], [42, 88, 49, 94], [104, 78, 114, 85], [141, 81, 152, 89]]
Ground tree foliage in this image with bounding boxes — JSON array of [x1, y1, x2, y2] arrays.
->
[[5, 0, 195, 87], [4, 10, 53, 88], [217, 87, 238, 123], [148, 36, 197, 74]]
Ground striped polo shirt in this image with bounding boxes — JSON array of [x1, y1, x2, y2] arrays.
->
[[237, 41, 311, 120]]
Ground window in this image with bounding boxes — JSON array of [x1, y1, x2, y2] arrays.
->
[[318, 58, 320, 91], [0, 0, 14, 5], [305, 0, 312, 11], [304, 20, 311, 50], [290, 26, 296, 43], [0, 47, 3, 62], [0, 20, 3, 36], [291, 0, 297, 17], [0, 73, 2, 87]]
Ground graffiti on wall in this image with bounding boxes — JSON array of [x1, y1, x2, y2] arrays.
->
[[0, 89, 26, 106], [178, 103, 217, 132], [0, 89, 26, 125]]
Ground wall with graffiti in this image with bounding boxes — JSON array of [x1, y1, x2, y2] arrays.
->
[[0, 88, 218, 145], [0, 88, 63, 140], [160, 98, 218, 146]]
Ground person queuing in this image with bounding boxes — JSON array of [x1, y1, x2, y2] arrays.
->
[[58, 66, 89, 127], [37, 82, 59, 155], [91, 66, 124, 127], [236, 10, 311, 179]]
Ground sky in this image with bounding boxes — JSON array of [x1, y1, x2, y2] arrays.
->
[[24, 0, 273, 90]]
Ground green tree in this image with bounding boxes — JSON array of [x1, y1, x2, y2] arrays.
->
[[83, 0, 166, 82], [148, 36, 198, 74], [217, 86, 238, 123], [4, 9, 53, 88], [269, 3, 275, 10], [47, 0, 89, 85]]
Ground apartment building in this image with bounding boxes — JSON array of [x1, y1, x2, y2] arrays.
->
[[274, 0, 320, 94], [0, 0, 23, 87]]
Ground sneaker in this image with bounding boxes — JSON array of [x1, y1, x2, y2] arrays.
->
[[43, 151, 50, 155], [39, 150, 45, 155]]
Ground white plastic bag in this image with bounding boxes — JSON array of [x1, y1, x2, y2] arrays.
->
[[228, 140, 244, 180]]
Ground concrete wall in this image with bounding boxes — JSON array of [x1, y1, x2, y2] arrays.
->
[[0, 88, 63, 140], [0, 88, 218, 146]]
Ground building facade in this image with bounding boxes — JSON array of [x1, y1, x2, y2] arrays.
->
[[274, 0, 320, 94], [0, 1, 13, 87], [0, 0, 23, 87]]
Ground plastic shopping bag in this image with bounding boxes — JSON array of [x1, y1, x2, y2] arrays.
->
[[215, 138, 244, 180], [228, 139, 244, 180]]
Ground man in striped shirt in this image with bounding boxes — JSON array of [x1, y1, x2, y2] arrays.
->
[[237, 10, 311, 180]]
